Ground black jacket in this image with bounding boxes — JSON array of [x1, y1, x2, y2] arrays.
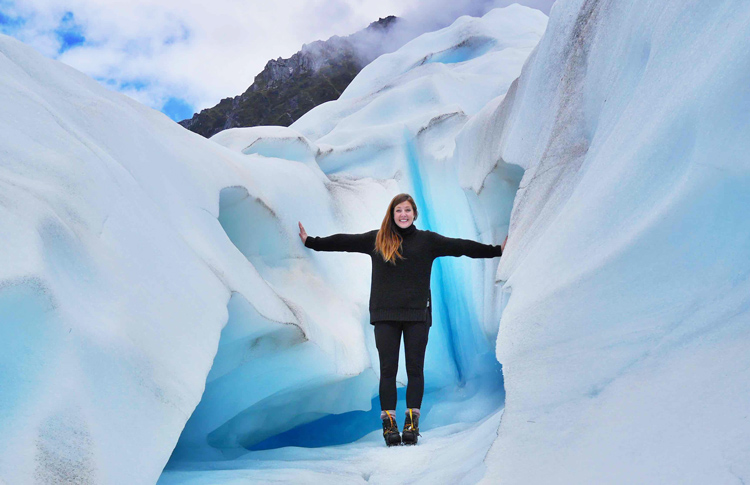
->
[[304, 223, 503, 325]]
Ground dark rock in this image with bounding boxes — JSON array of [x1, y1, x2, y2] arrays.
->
[[179, 16, 406, 138]]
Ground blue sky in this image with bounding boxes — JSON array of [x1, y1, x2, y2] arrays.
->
[[55, 11, 85, 52], [0, 0, 554, 123]]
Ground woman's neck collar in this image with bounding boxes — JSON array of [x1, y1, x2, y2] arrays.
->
[[396, 223, 417, 236]]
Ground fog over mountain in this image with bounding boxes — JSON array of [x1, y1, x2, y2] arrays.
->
[[179, 0, 556, 137]]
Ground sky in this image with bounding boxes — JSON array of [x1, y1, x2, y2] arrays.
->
[[0, 0, 554, 122]]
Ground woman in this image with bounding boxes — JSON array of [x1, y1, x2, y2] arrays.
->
[[298, 193, 506, 446]]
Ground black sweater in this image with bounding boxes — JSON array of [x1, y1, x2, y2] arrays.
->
[[304, 223, 503, 325]]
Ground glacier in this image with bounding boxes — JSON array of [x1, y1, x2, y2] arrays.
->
[[480, 0, 750, 483], [2, 0, 750, 483], [0, 5, 545, 484], [168, 4, 546, 468]]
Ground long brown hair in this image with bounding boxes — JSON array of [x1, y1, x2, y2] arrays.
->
[[376, 193, 419, 264]]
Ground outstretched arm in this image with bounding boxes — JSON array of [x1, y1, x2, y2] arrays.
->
[[431, 231, 504, 258], [299, 222, 375, 254]]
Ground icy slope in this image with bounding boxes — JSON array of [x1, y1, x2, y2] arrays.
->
[[161, 408, 504, 485], [291, 3, 545, 387], [167, 5, 546, 465], [0, 34, 387, 483], [477, 0, 750, 483], [0, 5, 547, 482], [0, 35, 238, 483]]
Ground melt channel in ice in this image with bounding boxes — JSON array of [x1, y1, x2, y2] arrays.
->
[[165, 4, 547, 472]]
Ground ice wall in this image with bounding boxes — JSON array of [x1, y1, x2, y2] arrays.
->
[[0, 34, 384, 483], [169, 6, 546, 461], [475, 0, 750, 482], [292, 4, 546, 384], [0, 5, 548, 482], [0, 34, 238, 483]]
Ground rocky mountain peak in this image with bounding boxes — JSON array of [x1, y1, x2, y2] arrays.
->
[[179, 16, 404, 138]]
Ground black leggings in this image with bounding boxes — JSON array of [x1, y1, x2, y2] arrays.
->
[[374, 320, 430, 410]]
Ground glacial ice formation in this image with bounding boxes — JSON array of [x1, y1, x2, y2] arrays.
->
[[0, 5, 546, 483], [479, 0, 750, 483], [170, 4, 545, 464], [3, 0, 747, 482]]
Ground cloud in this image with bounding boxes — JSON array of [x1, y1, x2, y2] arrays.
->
[[0, 0, 554, 121], [400, 0, 554, 33]]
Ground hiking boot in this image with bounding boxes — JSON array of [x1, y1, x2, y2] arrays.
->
[[382, 411, 401, 447], [402, 408, 420, 445]]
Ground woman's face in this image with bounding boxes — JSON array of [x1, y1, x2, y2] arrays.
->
[[393, 201, 415, 229]]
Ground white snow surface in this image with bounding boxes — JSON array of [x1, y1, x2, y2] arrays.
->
[[0, 33, 392, 482], [160, 409, 504, 485], [478, 0, 750, 483], [0, 5, 545, 484], [3, 0, 747, 483], [169, 4, 544, 467]]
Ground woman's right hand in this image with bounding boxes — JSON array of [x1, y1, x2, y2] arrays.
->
[[298, 222, 308, 244]]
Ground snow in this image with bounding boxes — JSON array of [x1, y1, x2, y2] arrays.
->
[[0, 34, 234, 483], [0, 5, 545, 483], [211, 126, 325, 178], [170, 4, 544, 467], [0, 29, 373, 485], [4, 0, 746, 482], [476, 0, 750, 483], [291, 4, 547, 178], [161, 408, 504, 485]]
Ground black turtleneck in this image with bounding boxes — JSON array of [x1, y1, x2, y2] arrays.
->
[[304, 223, 502, 325]]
